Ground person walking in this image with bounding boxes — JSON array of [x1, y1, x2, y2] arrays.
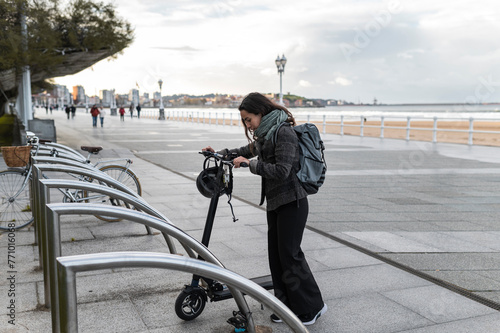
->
[[129, 103, 134, 119], [202, 92, 326, 326], [70, 104, 76, 119], [136, 104, 141, 119], [90, 104, 100, 127], [65, 105, 70, 119], [99, 108, 106, 127], [119, 106, 125, 121]]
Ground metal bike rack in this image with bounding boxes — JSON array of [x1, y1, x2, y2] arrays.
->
[[37, 179, 186, 308], [32, 162, 176, 253], [36, 147, 87, 163], [42, 142, 87, 161], [56, 252, 308, 333], [31, 156, 97, 169], [44, 204, 256, 333]]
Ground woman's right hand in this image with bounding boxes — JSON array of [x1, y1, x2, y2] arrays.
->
[[202, 146, 215, 153]]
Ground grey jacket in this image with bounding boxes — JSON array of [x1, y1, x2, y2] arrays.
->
[[220, 123, 307, 211]]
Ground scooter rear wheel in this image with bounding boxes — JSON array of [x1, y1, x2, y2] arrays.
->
[[175, 287, 207, 321]]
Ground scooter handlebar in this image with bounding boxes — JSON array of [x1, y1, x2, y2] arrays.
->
[[199, 151, 248, 167]]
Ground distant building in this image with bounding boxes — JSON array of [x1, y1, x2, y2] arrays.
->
[[88, 96, 100, 105], [129, 89, 139, 106], [294, 99, 304, 107], [73, 85, 85, 105], [116, 94, 129, 107], [99, 90, 112, 107], [140, 92, 150, 106]]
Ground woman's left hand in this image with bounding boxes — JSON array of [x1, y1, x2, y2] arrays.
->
[[233, 156, 249, 168]]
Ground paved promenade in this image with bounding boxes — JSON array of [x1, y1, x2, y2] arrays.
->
[[1, 108, 500, 332]]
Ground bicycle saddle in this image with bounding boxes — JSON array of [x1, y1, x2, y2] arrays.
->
[[80, 146, 103, 153]]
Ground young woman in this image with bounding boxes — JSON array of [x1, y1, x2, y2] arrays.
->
[[203, 92, 326, 325]]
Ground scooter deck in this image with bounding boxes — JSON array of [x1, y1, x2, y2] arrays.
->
[[211, 275, 273, 302]]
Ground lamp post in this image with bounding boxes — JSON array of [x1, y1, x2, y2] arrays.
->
[[158, 79, 165, 120], [275, 54, 287, 105], [110, 89, 117, 115]]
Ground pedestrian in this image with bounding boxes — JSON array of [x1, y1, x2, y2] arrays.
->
[[136, 104, 141, 119], [65, 105, 70, 119], [202, 92, 326, 326], [129, 103, 134, 118], [71, 104, 76, 119], [90, 104, 100, 127], [99, 108, 106, 127], [45, 104, 48, 114], [119, 106, 125, 121]]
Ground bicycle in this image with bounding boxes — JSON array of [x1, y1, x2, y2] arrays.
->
[[0, 132, 142, 231]]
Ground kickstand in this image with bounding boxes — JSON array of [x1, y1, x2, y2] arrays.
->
[[227, 193, 238, 222]]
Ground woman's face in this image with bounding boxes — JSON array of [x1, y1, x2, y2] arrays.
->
[[240, 109, 262, 132]]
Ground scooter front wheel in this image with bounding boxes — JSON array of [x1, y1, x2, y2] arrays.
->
[[175, 286, 207, 321]]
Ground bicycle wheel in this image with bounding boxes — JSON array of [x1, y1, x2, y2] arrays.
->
[[0, 170, 34, 231], [84, 165, 142, 222]]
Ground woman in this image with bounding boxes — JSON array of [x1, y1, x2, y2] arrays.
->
[[203, 92, 326, 325], [99, 108, 106, 127]]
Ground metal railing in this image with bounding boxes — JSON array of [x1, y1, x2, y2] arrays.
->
[[57, 252, 308, 333], [153, 109, 500, 146]]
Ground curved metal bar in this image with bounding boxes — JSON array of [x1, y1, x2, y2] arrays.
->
[[36, 148, 87, 163], [33, 163, 139, 196], [31, 164, 162, 306], [57, 252, 308, 333], [42, 142, 87, 160], [38, 180, 188, 308], [31, 156, 95, 170], [32, 164, 173, 248], [45, 204, 254, 333]]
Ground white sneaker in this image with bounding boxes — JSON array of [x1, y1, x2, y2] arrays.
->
[[299, 303, 327, 326]]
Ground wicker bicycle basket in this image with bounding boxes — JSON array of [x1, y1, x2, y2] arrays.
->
[[1, 146, 32, 167]]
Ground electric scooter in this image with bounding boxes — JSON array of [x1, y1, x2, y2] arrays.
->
[[174, 151, 273, 330]]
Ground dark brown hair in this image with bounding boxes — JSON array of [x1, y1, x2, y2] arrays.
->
[[238, 92, 295, 142]]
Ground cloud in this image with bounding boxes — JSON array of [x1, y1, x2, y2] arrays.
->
[[397, 49, 425, 59], [54, 0, 500, 104], [328, 77, 353, 86], [150, 46, 201, 52], [299, 80, 312, 87]]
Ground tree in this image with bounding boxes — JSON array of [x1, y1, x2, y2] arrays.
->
[[0, 0, 134, 117]]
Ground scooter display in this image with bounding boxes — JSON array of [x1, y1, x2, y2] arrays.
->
[[174, 151, 273, 328]]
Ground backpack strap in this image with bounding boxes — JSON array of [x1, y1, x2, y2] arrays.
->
[[272, 121, 288, 145]]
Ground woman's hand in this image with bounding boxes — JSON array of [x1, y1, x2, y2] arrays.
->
[[233, 156, 250, 168], [202, 146, 215, 153]]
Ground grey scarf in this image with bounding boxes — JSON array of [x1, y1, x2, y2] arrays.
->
[[254, 109, 288, 140]]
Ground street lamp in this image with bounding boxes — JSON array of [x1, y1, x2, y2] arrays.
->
[[158, 79, 165, 120], [110, 89, 117, 115], [275, 54, 287, 105]]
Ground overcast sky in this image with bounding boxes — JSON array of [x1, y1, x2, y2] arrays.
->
[[54, 0, 500, 104]]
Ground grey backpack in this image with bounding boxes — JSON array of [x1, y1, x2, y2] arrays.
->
[[274, 122, 327, 194]]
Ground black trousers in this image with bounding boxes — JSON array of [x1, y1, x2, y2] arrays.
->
[[267, 197, 324, 316]]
